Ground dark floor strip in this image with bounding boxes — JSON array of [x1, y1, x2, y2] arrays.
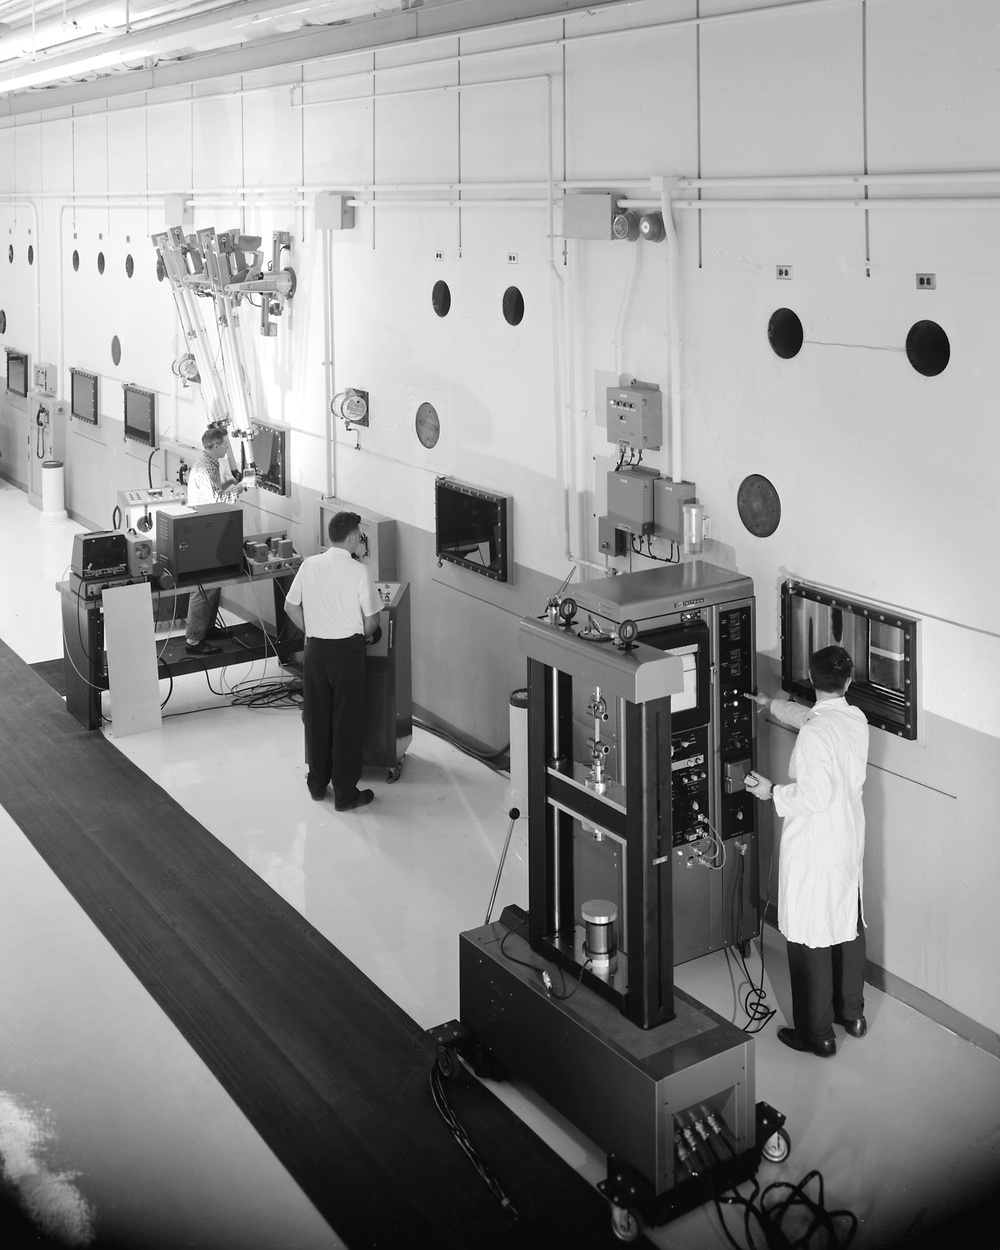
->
[[0, 639, 640, 1249], [29, 656, 65, 697]]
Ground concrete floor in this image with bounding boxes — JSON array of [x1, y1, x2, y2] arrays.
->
[[1, 479, 998, 1249]]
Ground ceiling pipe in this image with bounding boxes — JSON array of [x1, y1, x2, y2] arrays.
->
[[619, 196, 1000, 210], [0, 0, 856, 110]]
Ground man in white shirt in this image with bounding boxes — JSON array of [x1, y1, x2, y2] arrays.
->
[[745, 645, 870, 1058], [284, 511, 381, 811], [184, 425, 249, 655]]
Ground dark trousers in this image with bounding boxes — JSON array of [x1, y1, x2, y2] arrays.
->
[[302, 635, 366, 803], [786, 903, 866, 1045], [186, 584, 221, 644]]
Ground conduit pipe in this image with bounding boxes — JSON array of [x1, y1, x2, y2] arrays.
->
[[0, 194, 43, 367], [613, 234, 641, 382], [290, 72, 554, 111], [656, 177, 684, 488], [347, 198, 548, 209], [619, 197, 1000, 211]]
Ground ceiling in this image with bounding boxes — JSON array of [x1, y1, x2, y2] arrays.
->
[[0, 0, 423, 99]]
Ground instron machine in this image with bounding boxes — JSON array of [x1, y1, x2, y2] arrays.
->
[[458, 562, 784, 1240]]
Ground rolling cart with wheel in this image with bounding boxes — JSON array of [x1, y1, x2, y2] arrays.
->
[[600, 1102, 789, 1241]]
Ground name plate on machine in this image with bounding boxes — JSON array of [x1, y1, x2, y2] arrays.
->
[[517, 617, 686, 704]]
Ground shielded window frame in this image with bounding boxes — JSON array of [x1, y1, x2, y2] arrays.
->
[[241, 419, 289, 497], [780, 580, 919, 740]]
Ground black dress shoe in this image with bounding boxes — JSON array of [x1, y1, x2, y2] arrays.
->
[[777, 1026, 836, 1058], [308, 787, 328, 802], [335, 789, 374, 812], [185, 639, 222, 655], [837, 1015, 867, 1038]]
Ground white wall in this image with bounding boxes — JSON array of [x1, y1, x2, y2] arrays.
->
[[0, 0, 997, 1040]]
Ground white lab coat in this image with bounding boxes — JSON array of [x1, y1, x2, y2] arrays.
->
[[770, 696, 870, 948]]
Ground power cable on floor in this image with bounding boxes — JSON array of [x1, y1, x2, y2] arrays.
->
[[429, 1052, 520, 1225]]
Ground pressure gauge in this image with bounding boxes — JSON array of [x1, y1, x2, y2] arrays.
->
[[415, 401, 440, 449]]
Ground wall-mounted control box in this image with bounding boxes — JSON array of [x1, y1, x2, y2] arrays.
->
[[607, 466, 659, 535], [563, 192, 617, 240], [653, 479, 697, 543], [606, 381, 662, 450], [314, 191, 355, 231]]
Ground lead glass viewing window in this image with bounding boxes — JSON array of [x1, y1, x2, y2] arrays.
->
[[780, 581, 918, 739]]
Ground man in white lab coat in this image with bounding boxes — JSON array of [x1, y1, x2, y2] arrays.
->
[[745, 645, 870, 1058]]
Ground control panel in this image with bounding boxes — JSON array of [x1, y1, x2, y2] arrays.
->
[[717, 604, 755, 838], [670, 725, 710, 846], [366, 582, 405, 658]]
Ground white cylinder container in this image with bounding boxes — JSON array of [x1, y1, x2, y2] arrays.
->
[[40, 460, 68, 525]]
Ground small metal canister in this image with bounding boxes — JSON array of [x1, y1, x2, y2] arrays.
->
[[581, 899, 618, 969]]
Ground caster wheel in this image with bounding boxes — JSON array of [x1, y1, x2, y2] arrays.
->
[[610, 1205, 640, 1243], [386, 764, 402, 783], [762, 1127, 791, 1164]]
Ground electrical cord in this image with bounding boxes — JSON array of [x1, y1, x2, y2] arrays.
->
[[727, 853, 777, 1034], [498, 921, 592, 1001], [682, 1110, 858, 1250], [429, 1053, 520, 1224], [413, 715, 509, 773], [687, 816, 726, 871]]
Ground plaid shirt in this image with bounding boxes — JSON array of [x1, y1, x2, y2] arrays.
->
[[187, 451, 237, 506]]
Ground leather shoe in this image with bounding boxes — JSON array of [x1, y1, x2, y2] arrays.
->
[[837, 1015, 868, 1038], [777, 1026, 836, 1058], [185, 640, 221, 655], [308, 787, 328, 802], [335, 789, 374, 812]]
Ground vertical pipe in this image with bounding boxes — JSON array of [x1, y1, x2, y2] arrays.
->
[[656, 177, 683, 484]]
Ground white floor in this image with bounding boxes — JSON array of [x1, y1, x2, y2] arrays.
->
[[1, 479, 998, 1250]]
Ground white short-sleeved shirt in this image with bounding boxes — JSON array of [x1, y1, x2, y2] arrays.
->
[[285, 547, 380, 639]]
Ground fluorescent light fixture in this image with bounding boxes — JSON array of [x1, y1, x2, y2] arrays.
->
[[0, 46, 153, 93]]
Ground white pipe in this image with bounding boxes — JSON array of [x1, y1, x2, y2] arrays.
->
[[613, 235, 641, 381], [0, 194, 42, 366], [347, 198, 549, 209], [620, 197, 1000, 211], [290, 73, 553, 110], [321, 224, 335, 500], [657, 177, 683, 487], [677, 170, 1000, 189]]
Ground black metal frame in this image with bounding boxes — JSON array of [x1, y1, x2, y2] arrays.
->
[[526, 654, 675, 1029]]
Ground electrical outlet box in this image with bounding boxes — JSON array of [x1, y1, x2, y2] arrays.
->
[[607, 466, 659, 534], [314, 192, 355, 231], [563, 192, 617, 241], [33, 362, 58, 394], [606, 382, 662, 450], [597, 514, 629, 557], [653, 479, 697, 543]]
